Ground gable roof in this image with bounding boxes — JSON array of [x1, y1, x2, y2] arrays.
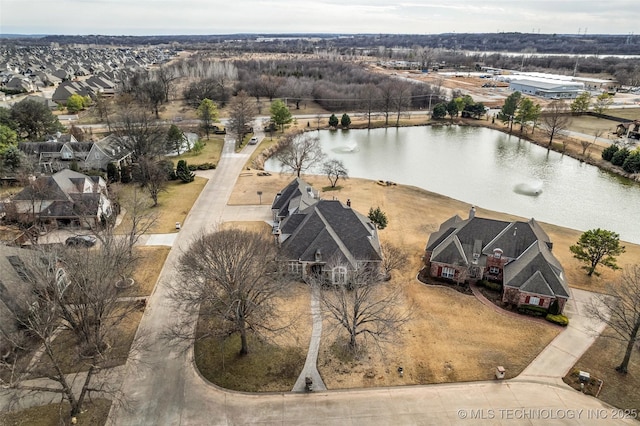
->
[[11, 169, 106, 216], [428, 214, 569, 298], [272, 178, 318, 219], [279, 199, 382, 269]]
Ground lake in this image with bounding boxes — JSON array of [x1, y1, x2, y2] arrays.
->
[[264, 126, 640, 244]]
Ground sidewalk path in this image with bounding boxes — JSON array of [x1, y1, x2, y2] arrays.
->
[[104, 121, 626, 425], [519, 288, 609, 381], [292, 285, 326, 392]]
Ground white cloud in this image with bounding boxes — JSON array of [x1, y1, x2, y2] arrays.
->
[[1, 0, 638, 35]]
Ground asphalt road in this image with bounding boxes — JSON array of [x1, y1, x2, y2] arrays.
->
[[103, 120, 636, 425]]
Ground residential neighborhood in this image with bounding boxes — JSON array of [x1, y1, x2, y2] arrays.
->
[[0, 21, 639, 426]]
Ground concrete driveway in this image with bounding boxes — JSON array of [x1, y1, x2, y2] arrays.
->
[[105, 122, 633, 425]]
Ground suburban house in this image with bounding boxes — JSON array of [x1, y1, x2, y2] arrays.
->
[[83, 134, 132, 170], [616, 120, 640, 140], [424, 207, 570, 313], [18, 134, 132, 172], [272, 179, 382, 283], [6, 169, 113, 229]]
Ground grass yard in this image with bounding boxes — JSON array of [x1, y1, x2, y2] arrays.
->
[[167, 135, 224, 168], [565, 326, 640, 412], [119, 246, 171, 297], [116, 177, 207, 234], [0, 398, 110, 426], [228, 172, 640, 390], [36, 305, 144, 375], [194, 282, 311, 392]]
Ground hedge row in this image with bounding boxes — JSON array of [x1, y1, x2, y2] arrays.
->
[[187, 162, 217, 171]]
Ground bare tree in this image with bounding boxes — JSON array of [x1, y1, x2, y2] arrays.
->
[[587, 264, 640, 374], [314, 263, 411, 353], [278, 77, 313, 110], [134, 156, 168, 207], [359, 84, 381, 129], [392, 82, 412, 127], [112, 103, 168, 160], [273, 131, 326, 177], [582, 129, 604, 159], [0, 238, 144, 419], [166, 229, 289, 355], [380, 242, 408, 280], [226, 90, 257, 149], [321, 159, 348, 188], [541, 101, 571, 147], [378, 81, 396, 126]]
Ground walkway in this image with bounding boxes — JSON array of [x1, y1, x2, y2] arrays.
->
[[520, 288, 610, 381], [291, 285, 326, 392], [99, 120, 624, 424]]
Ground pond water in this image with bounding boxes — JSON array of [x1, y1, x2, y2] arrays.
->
[[264, 126, 640, 244]]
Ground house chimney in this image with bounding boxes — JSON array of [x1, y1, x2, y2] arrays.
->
[[469, 206, 476, 219]]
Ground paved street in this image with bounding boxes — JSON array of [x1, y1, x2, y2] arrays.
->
[[103, 123, 636, 425]]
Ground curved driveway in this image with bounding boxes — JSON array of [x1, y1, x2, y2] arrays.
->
[[107, 123, 635, 425]]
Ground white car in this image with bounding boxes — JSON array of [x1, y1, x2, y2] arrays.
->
[[249, 137, 259, 145]]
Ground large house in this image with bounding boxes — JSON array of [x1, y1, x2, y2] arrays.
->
[[424, 207, 570, 313], [273, 179, 382, 283], [18, 134, 132, 172], [6, 169, 113, 229]]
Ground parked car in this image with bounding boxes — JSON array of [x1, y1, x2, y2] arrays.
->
[[65, 235, 97, 247], [249, 137, 259, 145]]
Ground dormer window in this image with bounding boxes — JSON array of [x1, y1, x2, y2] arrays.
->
[[493, 248, 503, 259], [315, 249, 322, 262]]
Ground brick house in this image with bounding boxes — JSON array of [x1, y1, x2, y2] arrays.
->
[[272, 179, 382, 283], [424, 207, 570, 314]]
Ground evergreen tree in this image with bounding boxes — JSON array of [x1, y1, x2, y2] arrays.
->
[[176, 159, 195, 183], [368, 206, 388, 230], [340, 113, 351, 128], [328, 113, 339, 128]]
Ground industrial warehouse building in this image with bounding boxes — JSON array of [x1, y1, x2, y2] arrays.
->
[[508, 78, 585, 99]]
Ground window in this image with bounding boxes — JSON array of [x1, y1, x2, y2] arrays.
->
[[442, 267, 455, 279], [489, 266, 500, 275], [529, 296, 541, 306], [332, 266, 348, 284], [288, 262, 301, 276], [493, 249, 502, 259]]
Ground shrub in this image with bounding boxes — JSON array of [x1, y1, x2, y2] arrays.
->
[[601, 144, 619, 162], [187, 164, 197, 171], [480, 280, 502, 291], [622, 151, 640, 173], [517, 305, 547, 317], [545, 313, 569, 326], [611, 147, 630, 166], [197, 162, 216, 170], [176, 159, 195, 183]]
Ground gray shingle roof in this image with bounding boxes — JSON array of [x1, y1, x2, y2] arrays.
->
[[279, 199, 382, 269], [428, 214, 569, 299], [272, 178, 317, 219]]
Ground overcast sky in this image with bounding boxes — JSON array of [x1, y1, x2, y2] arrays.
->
[[1, 0, 638, 36]]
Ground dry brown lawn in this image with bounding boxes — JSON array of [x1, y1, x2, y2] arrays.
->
[[168, 135, 225, 168], [566, 326, 640, 412], [0, 398, 110, 426], [230, 170, 640, 388], [114, 178, 208, 235], [229, 174, 582, 388], [117, 246, 171, 297]]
